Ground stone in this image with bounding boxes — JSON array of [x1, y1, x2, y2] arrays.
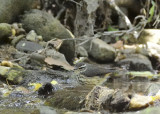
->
[[0, 66, 24, 84], [146, 83, 160, 96], [0, 0, 34, 23], [16, 40, 44, 53], [26, 30, 37, 42], [128, 29, 160, 44], [76, 46, 88, 57], [46, 86, 88, 110], [117, 54, 153, 71], [0, 23, 12, 43], [21, 9, 75, 63], [129, 94, 153, 110], [87, 39, 116, 62], [85, 86, 130, 112]]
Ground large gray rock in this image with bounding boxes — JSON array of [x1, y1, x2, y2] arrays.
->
[[0, 0, 34, 23], [117, 54, 153, 71], [86, 39, 116, 62], [21, 9, 75, 63], [0, 23, 12, 42], [16, 40, 44, 53]]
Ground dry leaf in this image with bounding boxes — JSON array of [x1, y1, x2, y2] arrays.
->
[[45, 57, 74, 71], [111, 40, 123, 49]]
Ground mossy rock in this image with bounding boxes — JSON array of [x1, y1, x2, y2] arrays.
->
[[21, 9, 75, 63], [46, 86, 90, 110], [0, 0, 34, 23], [0, 66, 25, 84], [0, 23, 12, 42]]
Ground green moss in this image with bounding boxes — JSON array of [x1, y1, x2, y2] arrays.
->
[[0, 0, 34, 23], [0, 23, 12, 41], [46, 86, 90, 111]]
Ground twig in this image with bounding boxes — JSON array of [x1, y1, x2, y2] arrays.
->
[[69, 0, 82, 6], [107, 0, 133, 29]]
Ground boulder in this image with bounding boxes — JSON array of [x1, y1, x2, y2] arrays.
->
[[21, 9, 75, 63], [85, 86, 130, 112], [0, 23, 12, 43], [16, 40, 44, 53], [117, 54, 153, 71], [86, 39, 116, 62], [0, 0, 34, 23]]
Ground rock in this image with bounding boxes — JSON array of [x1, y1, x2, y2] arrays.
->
[[146, 83, 160, 96], [0, 0, 34, 23], [21, 9, 75, 63], [76, 46, 88, 57], [38, 83, 54, 96], [11, 23, 26, 35], [126, 107, 160, 114], [26, 30, 37, 42], [83, 38, 116, 62], [85, 86, 130, 112], [117, 54, 153, 71], [46, 86, 89, 110], [0, 23, 12, 43], [11, 35, 25, 46], [65, 111, 99, 114], [146, 42, 160, 69], [102, 90, 130, 112], [0, 66, 24, 84], [38, 106, 57, 114], [128, 29, 160, 44], [126, 71, 160, 81], [129, 94, 153, 110], [16, 40, 44, 53]]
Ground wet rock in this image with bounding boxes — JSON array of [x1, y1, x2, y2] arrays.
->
[[0, 23, 12, 43], [16, 40, 44, 53], [46, 86, 89, 110], [117, 54, 153, 71], [38, 83, 54, 96], [85, 86, 130, 112], [0, 0, 34, 23], [126, 107, 160, 114], [38, 106, 57, 114], [126, 71, 160, 81], [65, 111, 99, 114], [21, 9, 75, 63], [102, 90, 130, 112], [84, 38, 116, 62], [0, 66, 25, 84], [146, 83, 160, 96]]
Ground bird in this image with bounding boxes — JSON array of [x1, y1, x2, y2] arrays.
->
[[74, 62, 115, 77]]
